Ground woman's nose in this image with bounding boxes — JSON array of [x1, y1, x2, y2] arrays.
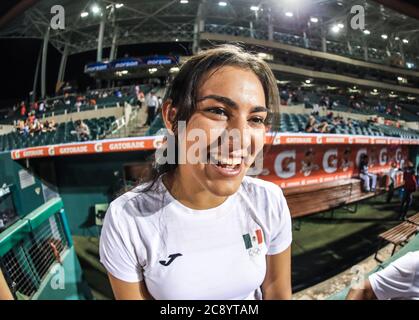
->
[[227, 117, 252, 151]]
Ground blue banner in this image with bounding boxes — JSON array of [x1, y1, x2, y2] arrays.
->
[[84, 62, 109, 73], [110, 58, 143, 69], [143, 55, 178, 65], [84, 55, 179, 74]]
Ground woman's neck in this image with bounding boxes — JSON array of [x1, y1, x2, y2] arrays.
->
[[162, 170, 228, 210]]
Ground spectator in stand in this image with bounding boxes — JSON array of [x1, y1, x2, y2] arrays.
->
[[75, 99, 82, 112], [74, 120, 90, 141], [326, 111, 334, 120], [47, 119, 57, 132], [27, 111, 36, 125], [318, 119, 330, 133], [311, 103, 320, 116], [305, 115, 319, 133], [399, 161, 417, 220], [38, 101, 45, 115], [145, 90, 159, 125], [115, 89, 123, 98], [20, 101, 26, 118], [280, 88, 289, 106], [32, 101, 38, 113], [89, 98, 97, 108]]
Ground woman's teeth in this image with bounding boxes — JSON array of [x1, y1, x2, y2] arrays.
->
[[212, 154, 242, 167]]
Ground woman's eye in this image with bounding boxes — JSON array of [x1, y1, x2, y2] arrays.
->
[[249, 117, 265, 124], [206, 107, 227, 117]]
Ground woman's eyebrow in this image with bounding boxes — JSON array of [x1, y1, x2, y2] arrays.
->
[[197, 94, 267, 113]]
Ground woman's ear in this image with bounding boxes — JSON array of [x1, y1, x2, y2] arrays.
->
[[162, 99, 177, 133]]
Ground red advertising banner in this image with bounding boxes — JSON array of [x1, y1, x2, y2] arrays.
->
[[261, 144, 409, 188], [10, 133, 416, 162]]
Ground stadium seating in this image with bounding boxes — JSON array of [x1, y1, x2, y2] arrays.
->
[[145, 112, 419, 139], [0, 116, 116, 151]]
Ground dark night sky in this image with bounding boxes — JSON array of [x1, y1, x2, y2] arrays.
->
[[0, 40, 191, 107]]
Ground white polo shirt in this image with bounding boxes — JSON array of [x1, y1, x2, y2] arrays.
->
[[369, 251, 419, 300], [99, 175, 292, 300]]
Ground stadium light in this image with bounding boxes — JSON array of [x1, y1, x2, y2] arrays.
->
[[175, 38, 179, 42], [91, 4, 101, 15], [115, 3, 124, 9], [170, 67, 180, 73], [218, 1, 227, 6], [80, 11, 89, 18], [148, 68, 158, 74], [305, 79, 311, 84], [406, 62, 415, 69], [337, 23, 344, 29], [363, 29, 370, 35], [381, 34, 388, 40], [331, 25, 340, 33], [285, 11, 294, 17], [310, 17, 319, 23], [394, 36, 400, 40], [402, 39, 409, 44], [180, 0, 189, 4], [250, 6, 259, 11]]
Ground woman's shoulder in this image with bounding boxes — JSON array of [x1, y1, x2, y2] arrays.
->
[[107, 180, 166, 220], [241, 176, 285, 199]]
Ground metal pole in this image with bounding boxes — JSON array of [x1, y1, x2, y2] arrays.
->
[[268, 10, 273, 41], [57, 44, 68, 90], [41, 26, 50, 99], [321, 27, 327, 52], [97, 12, 106, 62], [32, 45, 42, 102], [192, 0, 205, 54], [110, 25, 118, 61], [347, 40, 353, 55]]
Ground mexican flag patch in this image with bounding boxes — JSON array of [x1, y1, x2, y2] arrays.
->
[[242, 229, 263, 256]]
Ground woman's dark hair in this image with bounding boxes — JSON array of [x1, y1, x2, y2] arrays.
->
[[141, 44, 280, 191]]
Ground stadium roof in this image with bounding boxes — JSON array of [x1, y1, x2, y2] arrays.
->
[[0, 0, 418, 57]]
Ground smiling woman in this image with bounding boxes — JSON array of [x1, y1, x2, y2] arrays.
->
[[99, 45, 292, 300]]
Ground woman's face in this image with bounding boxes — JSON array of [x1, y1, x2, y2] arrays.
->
[[178, 66, 268, 197]]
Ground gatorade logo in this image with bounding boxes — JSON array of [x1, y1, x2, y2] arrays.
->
[[48, 146, 55, 156], [94, 142, 103, 153]]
